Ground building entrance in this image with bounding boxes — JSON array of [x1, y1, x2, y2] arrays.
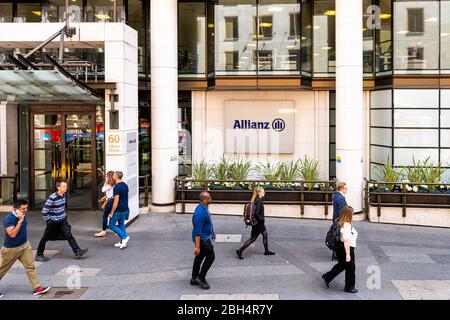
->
[[29, 106, 103, 210]]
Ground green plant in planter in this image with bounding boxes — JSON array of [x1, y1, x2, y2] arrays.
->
[[405, 156, 423, 183], [214, 157, 229, 181], [227, 157, 252, 180], [299, 156, 321, 190], [375, 155, 403, 191], [192, 160, 215, 188], [255, 160, 282, 181], [420, 157, 447, 191], [279, 159, 302, 180]]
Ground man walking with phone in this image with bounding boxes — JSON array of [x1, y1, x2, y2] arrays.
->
[[35, 181, 88, 261], [0, 199, 50, 297]]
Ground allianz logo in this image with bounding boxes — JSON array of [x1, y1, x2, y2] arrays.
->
[[233, 118, 285, 132]]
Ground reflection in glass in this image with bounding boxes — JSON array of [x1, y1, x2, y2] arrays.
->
[[128, 0, 146, 74], [394, 0, 439, 73], [441, 0, 450, 70], [42, 0, 83, 22], [363, 0, 374, 75], [179, 2, 206, 76], [16, 1, 42, 22], [215, 0, 257, 75], [86, 0, 125, 22], [178, 97, 192, 176], [0, 2, 12, 22], [313, 0, 335, 76], [34, 114, 61, 127], [301, 0, 312, 76], [376, 0, 392, 75]]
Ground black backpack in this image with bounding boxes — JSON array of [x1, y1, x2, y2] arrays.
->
[[325, 223, 344, 253], [243, 202, 257, 227]]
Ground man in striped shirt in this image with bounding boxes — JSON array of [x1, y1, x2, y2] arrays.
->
[[35, 181, 88, 261]]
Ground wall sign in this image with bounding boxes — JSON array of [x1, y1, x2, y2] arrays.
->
[[127, 132, 137, 152], [106, 133, 122, 154], [224, 101, 295, 154]]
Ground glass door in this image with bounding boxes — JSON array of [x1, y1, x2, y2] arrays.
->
[[30, 109, 98, 210]]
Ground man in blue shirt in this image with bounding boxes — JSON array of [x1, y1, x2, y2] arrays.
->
[[108, 171, 130, 250], [36, 181, 88, 261], [191, 192, 215, 290], [0, 199, 50, 297], [333, 182, 348, 223]]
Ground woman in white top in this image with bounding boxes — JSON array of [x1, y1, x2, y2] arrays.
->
[[322, 206, 358, 293], [95, 171, 116, 237]]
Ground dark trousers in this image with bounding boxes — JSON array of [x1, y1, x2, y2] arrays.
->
[[37, 219, 81, 255], [192, 239, 215, 281], [102, 198, 114, 231], [323, 246, 356, 290]]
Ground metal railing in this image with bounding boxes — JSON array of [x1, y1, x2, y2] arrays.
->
[[139, 174, 151, 207], [174, 178, 337, 215], [364, 178, 450, 218], [0, 175, 18, 204]]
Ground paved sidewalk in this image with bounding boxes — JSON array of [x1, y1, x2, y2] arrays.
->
[[0, 211, 450, 300]]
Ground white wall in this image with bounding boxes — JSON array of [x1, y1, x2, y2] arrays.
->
[[192, 90, 330, 179]]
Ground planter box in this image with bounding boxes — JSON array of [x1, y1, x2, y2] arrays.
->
[[369, 193, 450, 206]]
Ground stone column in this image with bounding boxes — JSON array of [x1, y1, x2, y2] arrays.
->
[[150, 0, 179, 211], [335, 0, 364, 212]]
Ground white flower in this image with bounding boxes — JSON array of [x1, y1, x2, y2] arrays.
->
[[420, 185, 428, 189], [368, 183, 374, 188], [413, 186, 418, 192], [402, 179, 410, 183], [440, 185, 445, 189], [407, 186, 412, 192]]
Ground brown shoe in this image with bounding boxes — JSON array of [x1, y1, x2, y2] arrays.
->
[[94, 231, 107, 238]]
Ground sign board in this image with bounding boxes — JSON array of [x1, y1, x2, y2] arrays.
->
[[224, 101, 295, 154], [127, 132, 137, 152], [106, 131, 138, 155]]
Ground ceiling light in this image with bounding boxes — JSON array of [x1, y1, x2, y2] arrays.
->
[[208, 23, 214, 28], [425, 17, 437, 22], [321, 46, 332, 50], [380, 13, 391, 19], [324, 10, 336, 16], [268, 7, 283, 13], [286, 45, 297, 49], [32, 11, 42, 16], [259, 23, 272, 28], [397, 30, 409, 34], [95, 14, 111, 20], [313, 25, 321, 30]]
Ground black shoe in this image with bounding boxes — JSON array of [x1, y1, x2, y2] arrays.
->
[[35, 255, 50, 262], [344, 288, 358, 293], [264, 251, 275, 255], [0, 292, 3, 298], [236, 250, 243, 260], [197, 278, 211, 290], [190, 277, 199, 286], [74, 248, 88, 259], [322, 274, 330, 288]]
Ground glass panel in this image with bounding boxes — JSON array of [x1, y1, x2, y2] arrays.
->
[[371, 163, 385, 181], [128, 0, 146, 74], [179, 2, 206, 76], [0, 1, 12, 22], [441, 130, 450, 148], [371, 128, 392, 146], [34, 191, 52, 208], [371, 145, 392, 164], [394, 148, 438, 166], [34, 114, 61, 128], [441, 110, 450, 128], [34, 169, 55, 190], [207, 1, 215, 75], [301, 0, 312, 76], [371, 90, 392, 108], [371, 109, 392, 127], [441, 150, 450, 166], [313, 0, 335, 76], [65, 114, 91, 128], [178, 97, 192, 176], [42, 0, 83, 23], [442, 0, 450, 70], [394, 0, 439, 72], [86, 0, 125, 22], [34, 128, 61, 149], [394, 89, 439, 108], [376, 0, 392, 75], [257, 0, 300, 75], [96, 106, 105, 200], [215, 0, 257, 75], [363, 0, 374, 75], [394, 129, 438, 147], [16, 1, 42, 22], [394, 109, 438, 127], [442, 90, 450, 108], [139, 104, 151, 178]]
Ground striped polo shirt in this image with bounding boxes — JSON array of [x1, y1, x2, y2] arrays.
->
[[42, 192, 67, 222]]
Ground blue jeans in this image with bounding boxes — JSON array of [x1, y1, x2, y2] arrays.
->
[[108, 210, 128, 240]]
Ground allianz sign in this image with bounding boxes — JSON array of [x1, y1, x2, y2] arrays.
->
[[232, 118, 286, 132]]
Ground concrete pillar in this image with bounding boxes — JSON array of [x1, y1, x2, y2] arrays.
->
[[104, 24, 139, 220], [150, 0, 179, 210], [335, 0, 364, 212], [0, 101, 18, 204]]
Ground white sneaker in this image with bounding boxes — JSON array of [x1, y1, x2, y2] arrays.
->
[[114, 241, 122, 248], [122, 236, 130, 246]]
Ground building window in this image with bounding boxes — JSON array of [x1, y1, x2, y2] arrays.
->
[[375, 0, 392, 76], [0, 2, 13, 22], [15, 1, 41, 22], [407, 8, 424, 34], [441, 0, 450, 71], [254, 50, 273, 71], [313, 0, 335, 76], [253, 15, 273, 40], [288, 50, 300, 70], [407, 46, 424, 69], [179, 2, 206, 76], [289, 12, 300, 38], [225, 51, 239, 70], [225, 16, 238, 40]]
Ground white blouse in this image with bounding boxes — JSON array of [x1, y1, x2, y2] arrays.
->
[[102, 183, 114, 199], [340, 222, 358, 248]]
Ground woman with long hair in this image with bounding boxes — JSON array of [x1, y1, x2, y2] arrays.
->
[[94, 171, 116, 238], [236, 186, 275, 259], [322, 205, 358, 293]]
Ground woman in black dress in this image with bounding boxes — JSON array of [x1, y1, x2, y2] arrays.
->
[[236, 186, 275, 259]]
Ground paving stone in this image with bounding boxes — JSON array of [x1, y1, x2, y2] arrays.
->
[[180, 294, 279, 300], [392, 280, 450, 300], [12, 250, 59, 269], [39, 287, 89, 300], [214, 234, 242, 243], [56, 267, 101, 277]]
